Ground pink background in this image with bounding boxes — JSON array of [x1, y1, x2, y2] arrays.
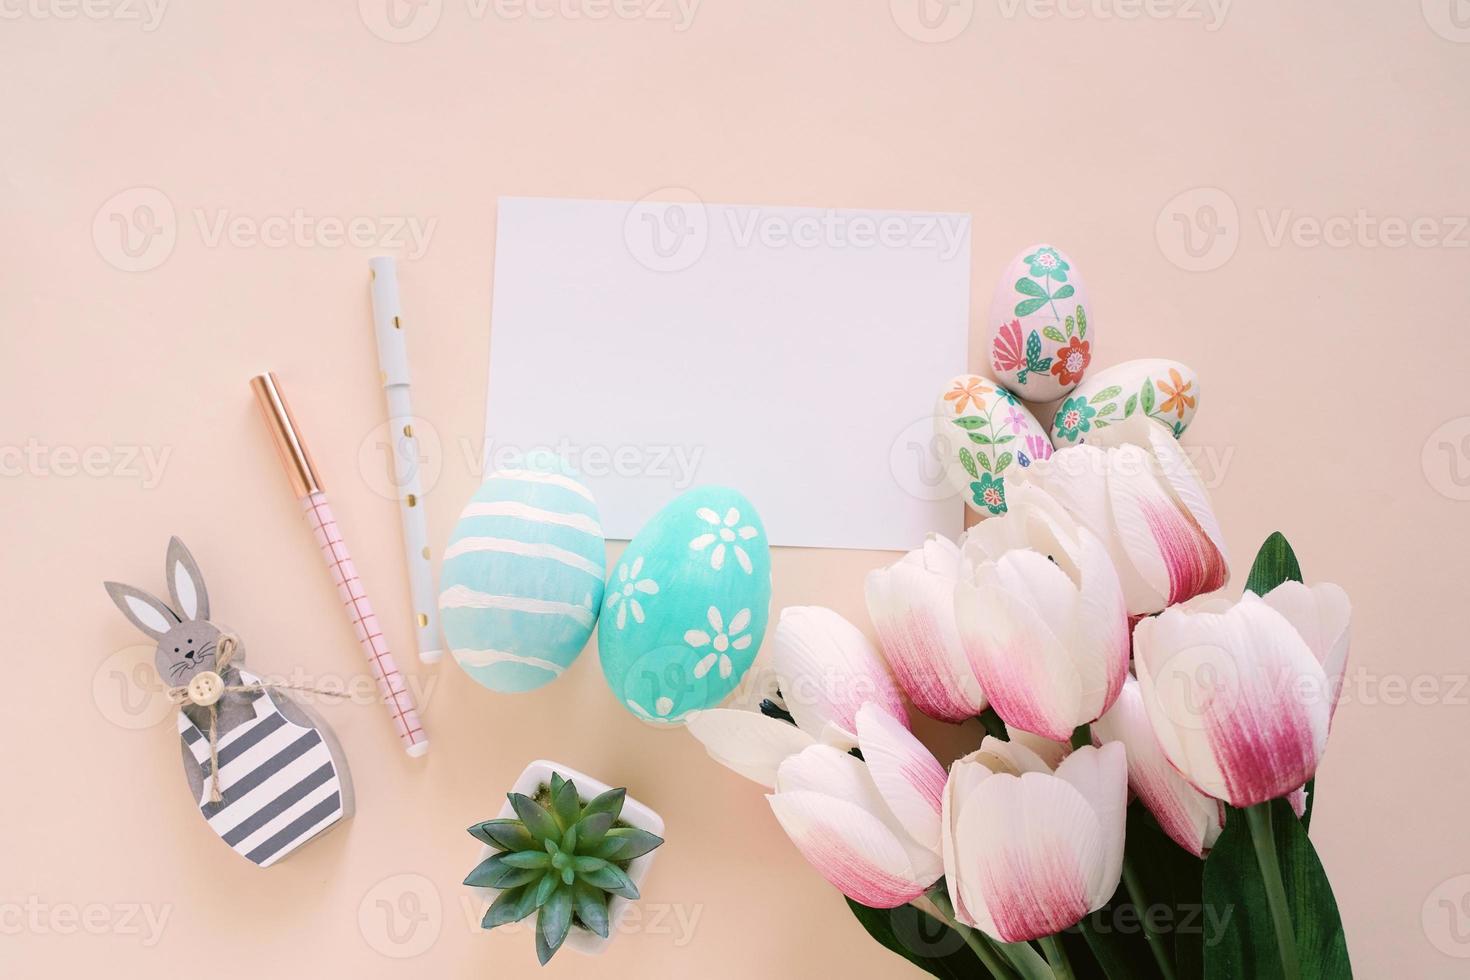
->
[[4, 2, 1469, 977]]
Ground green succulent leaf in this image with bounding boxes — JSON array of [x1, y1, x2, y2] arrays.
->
[[582, 788, 627, 823], [572, 855, 612, 875], [581, 862, 641, 900], [561, 823, 579, 854], [573, 881, 611, 939], [536, 885, 575, 966], [549, 772, 566, 797], [551, 778, 582, 831], [469, 819, 537, 852], [573, 810, 615, 848], [509, 793, 561, 845], [465, 854, 543, 889], [533, 871, 560, 908], [482, 884, 539, 930], [501, 850, 553, 870], [599, 827, 666, 862]]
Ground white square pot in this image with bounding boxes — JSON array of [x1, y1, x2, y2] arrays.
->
[[467, 759, 665, 958]]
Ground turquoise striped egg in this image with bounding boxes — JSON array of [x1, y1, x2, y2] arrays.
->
[[599, 487, 771, 725], [439, 462, 606, 693]]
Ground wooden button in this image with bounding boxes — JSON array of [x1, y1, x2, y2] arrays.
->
[[186, 671, 225, 707]]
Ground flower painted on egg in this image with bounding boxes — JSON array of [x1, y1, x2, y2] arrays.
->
[[1050, 337, 1091, 387], [1158, 368, 1196, 420], [943, 376, 991, 415], [1003, 407, 1028, 435], [970, 473, 1006, 515], [991, 320, 1026, 378], [685, 606, 754, 680], [1053, 396, 1097, 442], [1024, 246, 1069, 280], [1024, 434, 1053, 464], [689, 507, 760, 574], [606, 556, 659, 629]]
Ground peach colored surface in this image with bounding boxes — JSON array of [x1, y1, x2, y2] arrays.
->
[[3, 3, 1469, 978]]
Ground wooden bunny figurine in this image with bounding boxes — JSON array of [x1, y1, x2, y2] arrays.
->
[[105, 537, 353, 867]]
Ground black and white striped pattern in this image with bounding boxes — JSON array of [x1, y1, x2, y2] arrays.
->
[[178, 670, 345, 867]]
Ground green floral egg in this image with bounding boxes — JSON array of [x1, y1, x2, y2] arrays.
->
[[598, 487, 772, 725]]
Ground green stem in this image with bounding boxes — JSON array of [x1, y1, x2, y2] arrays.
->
[[1121, 856, 1177, 980], [923, 892, 1023, 980], [1037, 935, 1074, 980], [1069, 723, 1092, 751], [1245, 803, 1300, 980]]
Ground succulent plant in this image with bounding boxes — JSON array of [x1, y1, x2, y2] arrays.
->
[[466, 772, 665, 965]]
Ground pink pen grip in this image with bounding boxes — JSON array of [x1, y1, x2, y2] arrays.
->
[[303, 491, 428, 756]]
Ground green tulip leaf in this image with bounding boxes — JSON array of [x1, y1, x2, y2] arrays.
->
[[844, 899, 994, 979], [1202, 800, 1351, 979]]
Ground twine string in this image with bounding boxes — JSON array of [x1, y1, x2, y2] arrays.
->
[[166, 634, 347, 804]]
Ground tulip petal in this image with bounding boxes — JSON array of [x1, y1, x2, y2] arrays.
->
[[1053, 744, 1127, 907], [1262, 581, 1351, 722], [768, 790, 934, 908], [1134, 598, 1330, 806], [957, 556, 1083, 741], [773, 607, 908, 745], [1093, 677, 1222, 856], [856, 702, 946, 850], [950, 770, 1103, 942], [1065, 529, 1130, 721], [1107, 444, 1228, 610], [941, 752, 996, 924], [686, 708, 816, 788], [866, 560, 987, 723]]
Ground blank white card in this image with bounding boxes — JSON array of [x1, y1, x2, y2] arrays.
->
[[485, 195, 971, 550]]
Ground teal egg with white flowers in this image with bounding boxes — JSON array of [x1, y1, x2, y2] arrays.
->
[[439, 461, 605, 693], [599, 487, 772, 725]]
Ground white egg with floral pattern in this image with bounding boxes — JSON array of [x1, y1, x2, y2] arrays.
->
[[933, 374, 1054, 517], [1050, 358, 1200, 447], [986, 243, 1095, 403]]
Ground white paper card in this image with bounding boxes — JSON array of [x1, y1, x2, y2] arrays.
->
[[485, 195, 971, 550]]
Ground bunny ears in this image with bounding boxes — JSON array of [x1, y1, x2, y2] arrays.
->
[[104, 537, 212, 641]]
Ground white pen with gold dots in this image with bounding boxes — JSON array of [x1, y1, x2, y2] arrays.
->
[[369, 257, 443, 664]]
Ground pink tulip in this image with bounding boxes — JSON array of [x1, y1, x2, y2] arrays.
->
[[688, 606, 908, 787], [942, 740, 1127, 942], [1092, 675, 1224, 856], [865, 536, 988, 723], [1133, 582, 1351, 807], [1023, 415, 1228, 616], [954, 484, 1130, 742], [767, 703, 946, 907]]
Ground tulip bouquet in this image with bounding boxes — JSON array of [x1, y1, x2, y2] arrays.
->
[[689, 414, 1353, 980]]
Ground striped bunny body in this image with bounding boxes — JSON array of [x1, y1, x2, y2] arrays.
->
[[178, 671, 348, 867]]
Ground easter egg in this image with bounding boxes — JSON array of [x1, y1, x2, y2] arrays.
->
[[438, 461, 606, 693], [934, 374, 1054, 517], [599, 487, 772, 725], [986, 243, 1094, 403], [1050, 358, 1201, 447]]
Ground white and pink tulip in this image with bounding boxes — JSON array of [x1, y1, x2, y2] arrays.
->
[[1133, 581, 1351, 807], [1022, 414, 1229, 616], [865, 536, 988, 724], [953, 484, 1130, 742], [687, 606, 908, 787], [767, 703, 947, 908], [1092, 675, 1224, 856], [942, 740, 1128, 942]]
